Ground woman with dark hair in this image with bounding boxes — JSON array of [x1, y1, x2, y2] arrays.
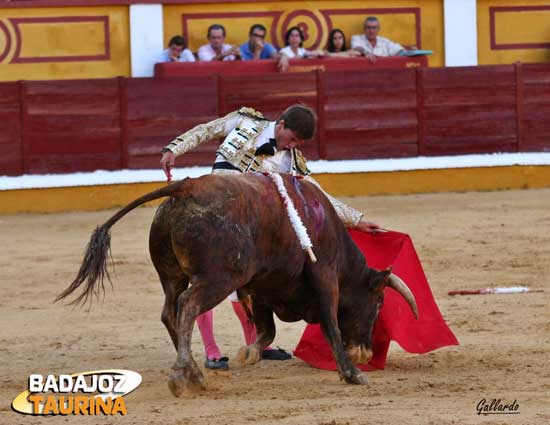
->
[[280, 26, 323, 59], [325, 29, 361, 57]]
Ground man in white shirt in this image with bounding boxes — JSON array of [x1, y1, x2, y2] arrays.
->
[[351, 16, 404, 62], [198, 24, 240, 61], [158, 35, 195, 63]]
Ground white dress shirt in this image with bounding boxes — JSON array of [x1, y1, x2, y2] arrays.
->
[[198, 44, 237, 61], [158, 48, 195, 63], [280, 46, 307, 58], [350, 35, 403, 57]]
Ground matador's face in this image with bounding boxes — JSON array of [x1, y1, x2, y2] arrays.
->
[[274, 120, 305, 150]]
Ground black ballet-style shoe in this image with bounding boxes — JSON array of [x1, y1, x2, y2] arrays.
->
[[262, 347, 292, 361], [204, 356, 229, 370]]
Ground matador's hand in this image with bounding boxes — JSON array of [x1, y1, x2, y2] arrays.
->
[[160, 150, 175, 181], [355, 220, 383, 233]]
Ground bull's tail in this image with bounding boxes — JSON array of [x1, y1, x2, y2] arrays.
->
[[55, 179, 189, 306]]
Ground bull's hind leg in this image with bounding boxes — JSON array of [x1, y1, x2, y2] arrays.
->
[[149, 204, 189, 350], [160, 276, 189, 350], [235, 300, 275, 366], [309, 268, 367, 385], [169, 274, 246, 397]]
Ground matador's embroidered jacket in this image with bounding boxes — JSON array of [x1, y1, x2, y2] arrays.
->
[[163, 107, 364, 226]]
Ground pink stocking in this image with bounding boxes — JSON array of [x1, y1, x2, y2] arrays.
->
[[195, 309, 222, 360], [231, 301, 257, 345]]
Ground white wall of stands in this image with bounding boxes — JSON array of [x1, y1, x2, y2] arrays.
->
[[444, 0, 478, 67], [130, 4, 164, 78]]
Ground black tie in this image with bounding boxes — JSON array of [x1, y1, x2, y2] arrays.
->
[[254, 138, 277, 156]]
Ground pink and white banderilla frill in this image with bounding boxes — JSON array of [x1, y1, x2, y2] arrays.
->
[[268, 172, 317, 263]]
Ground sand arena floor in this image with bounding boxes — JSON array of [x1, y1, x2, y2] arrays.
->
[[1, 188, 549, 425]]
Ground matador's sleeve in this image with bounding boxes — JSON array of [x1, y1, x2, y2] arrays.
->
[[163, 110, 240, 157], [303, 175, 364, 227]]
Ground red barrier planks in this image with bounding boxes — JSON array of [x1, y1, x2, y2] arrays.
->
[[21, 79, 121, 174], [421, 65, 518, 155], [1, 62, 550, 178], [0, 82, 22, 176], [522, 64, 550, 152], [154, 56, 427, 78], [125, 76, 219, 169], [323, 68, 418, 159]]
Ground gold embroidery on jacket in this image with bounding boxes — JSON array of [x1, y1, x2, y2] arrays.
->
[[292, 149, 311, 175], [238, 107, 267, 121], [216, 116, 269, 172]]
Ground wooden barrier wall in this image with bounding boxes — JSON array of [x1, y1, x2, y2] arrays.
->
[[523, 64, 550, 152], [125, 76, 219, 169], [22, 79, 123, 174], [322, 68, 418, 159], [419, 66, 517, 155], [1, 62, 549, 176], [0, 82, 21, 175]]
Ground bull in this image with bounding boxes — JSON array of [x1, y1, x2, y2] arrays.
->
[[57, 173, 418, 396]]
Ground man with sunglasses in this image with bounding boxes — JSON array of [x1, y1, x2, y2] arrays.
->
[[240, 24, 277, 60], [351, 16, 404, 62], [239, 24, 290, 70]]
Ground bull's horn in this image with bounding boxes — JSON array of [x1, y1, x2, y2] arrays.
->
[[387, 273, 419, 319]]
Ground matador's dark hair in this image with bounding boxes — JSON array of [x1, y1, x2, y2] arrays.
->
[[277, 104, 316, 140]]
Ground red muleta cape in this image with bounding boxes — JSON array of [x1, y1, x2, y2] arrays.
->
[[293, 230, 459, 371]]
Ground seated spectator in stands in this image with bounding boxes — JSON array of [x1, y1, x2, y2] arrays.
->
[[158, 35, 195, 62], [239, 24, 278, 60], [240, 24, 289, 71], [351, 16, 404, 62], [198, 24, 240, 61], [280, 26, 323, 59], [324, 28, 361, 57]]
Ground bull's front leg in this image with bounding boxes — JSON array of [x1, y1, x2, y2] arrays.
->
[[235, 300, 275, 366], [319, 302, 367, 384], [314, 275, 368, 385]]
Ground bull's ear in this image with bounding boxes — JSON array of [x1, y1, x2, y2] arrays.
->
[[371, 268, 391, 292]]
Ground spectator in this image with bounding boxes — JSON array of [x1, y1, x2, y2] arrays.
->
[[351, 17, 404, 62], [324, 28, 361, 57], [239, 24, 289, 71], [198, 24, 240, 61], [239, 24, 278, 60], [280, 26, 323, 59], [158, 35, 195, 63]]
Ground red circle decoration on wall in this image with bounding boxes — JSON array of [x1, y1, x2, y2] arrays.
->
[[0, 21, 12, 63]]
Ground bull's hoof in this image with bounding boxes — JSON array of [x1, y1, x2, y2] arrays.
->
[[349, 373, 369, 385], [340, 368, 369, 385], [347, 346, 362, 364], [360, 346, 373, 364], [235, 345, 262, 366], [168, 368, 205, 397], [347, 345, 373, 365]]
